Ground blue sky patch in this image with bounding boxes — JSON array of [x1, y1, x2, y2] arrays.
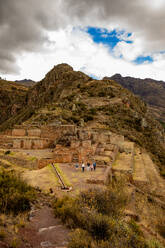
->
[[87, 27, 133, 50], [134, 55, 154, 64]]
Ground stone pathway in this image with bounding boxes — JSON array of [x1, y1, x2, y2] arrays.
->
[[19, 206, 69, 248]]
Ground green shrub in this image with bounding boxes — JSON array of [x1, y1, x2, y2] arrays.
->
[[53, 196, 88, 229], [53, 184, 161, 248], [83, 114, 94, 122], [147, 239, 164, 248], [88, 213, 110, 240], [0, 230, 6, 241], [0, 170, 35, 215], [89, 108, 97, 115], [4, 150, 11, 155], [79, 183, 127, 217], [98, 91, 106, 97], [68, 229, 92, 248]]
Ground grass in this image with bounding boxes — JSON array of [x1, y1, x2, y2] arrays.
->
[[53, 163, 72, 187], [48, 164, 60, 186], [0, 169, 36, 215], [53, 178, 164, 248], [111, 152, 120, 167], [53, 180, 157, 248], [0, 229, 6, 241], [27, 156, 37, 162], [10, 237, 20, 248], [147, 239, 164, 248]]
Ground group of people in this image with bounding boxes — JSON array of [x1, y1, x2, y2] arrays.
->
[[75, 161, 97, 172]]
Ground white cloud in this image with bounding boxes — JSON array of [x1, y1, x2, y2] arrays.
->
[[5, 27, 165, 82], [113, 38, 144, 61], [2, 0, 165, 81]]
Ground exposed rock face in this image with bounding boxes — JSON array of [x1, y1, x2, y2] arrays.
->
[[0, 79, 28, 125], [104, 74, 165, 122], [15, 79, 36, 87]]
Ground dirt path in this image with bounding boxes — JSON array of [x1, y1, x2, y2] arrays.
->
[[19, 205, 69, 248], [57, 163, 106, 196]]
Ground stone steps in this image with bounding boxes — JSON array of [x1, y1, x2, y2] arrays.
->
[[112, 141, 134, 176], [112, 152, 134, 174], [133, 149, 149, 188], [132, 150, 165, 198], [142, 153, 165, 196]]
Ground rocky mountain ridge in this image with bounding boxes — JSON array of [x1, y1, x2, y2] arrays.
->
[[15, 79, 36, 87], [0, 79, 28, 125], [104, 74, 165, 122]]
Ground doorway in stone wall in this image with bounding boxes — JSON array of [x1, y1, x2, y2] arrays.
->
[[31, 141, 35, 149], [21, 140, 24, 148]]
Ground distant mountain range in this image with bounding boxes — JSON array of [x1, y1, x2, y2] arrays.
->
[[15, 79, 36, 87], [104, 74, 165, 122]]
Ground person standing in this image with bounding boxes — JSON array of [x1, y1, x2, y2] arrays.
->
[[93, 161, 96, 171], [90, 163, 94, 171], [82, 162, 85, 172], [75, 163, 79, 170], [87, 162, 90, 171]]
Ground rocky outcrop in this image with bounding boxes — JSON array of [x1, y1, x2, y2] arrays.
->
[[104, 74, 165, 122]]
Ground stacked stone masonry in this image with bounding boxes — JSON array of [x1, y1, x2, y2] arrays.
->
[[0, 125, 124, 166]]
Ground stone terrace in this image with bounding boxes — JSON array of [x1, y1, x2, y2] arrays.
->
[[0, 124, 76, 149]]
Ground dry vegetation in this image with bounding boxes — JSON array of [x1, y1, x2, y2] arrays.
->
[[53, 180, 164, 248]]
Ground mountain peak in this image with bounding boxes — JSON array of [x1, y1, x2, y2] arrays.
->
[[52, 63, 73, 72], [103, 74, 122, 81], [44, 63, 90, 84]]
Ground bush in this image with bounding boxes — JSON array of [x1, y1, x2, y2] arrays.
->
[[0, 170, 35, 214], [79, 182, 127, 217], [89, 108, 97, 115], [53, 184, 161, 248], [68, 229, 92, 248], [83, 114, 94, 122], [98, 91, 106, 97], [147, 239, 164, 248], [88, 213, 110, 240], [4, 150, 11, 155], [53, 196, 88, 229]]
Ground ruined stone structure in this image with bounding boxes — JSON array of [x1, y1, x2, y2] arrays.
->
[[0, 124, 76, 150], [52, 128, 124, 165], [1, 123, 163, 194], [0, 124, 124, 167]]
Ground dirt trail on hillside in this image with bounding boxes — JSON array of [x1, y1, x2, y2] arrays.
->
[[19, 205, 69, 248]]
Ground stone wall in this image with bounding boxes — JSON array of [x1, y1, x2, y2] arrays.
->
[[0, 129, 12, 136], [10, 124, 76, 140], [110, 134, 124, 146], [38, 159, 56, 169], [41, 125, 76, 140], [53, 146, 74, 163], [2, 124, 77, 150], [0, 155, 37, 170], [0, 136, 14, 149], [13, 138, 50, 149], [27, 129, 41, 137], [12, 129, 26, 137], [53, 153, 73, 163]]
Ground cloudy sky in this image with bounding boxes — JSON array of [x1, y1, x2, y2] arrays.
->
[[1, 0, 165, 81]]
